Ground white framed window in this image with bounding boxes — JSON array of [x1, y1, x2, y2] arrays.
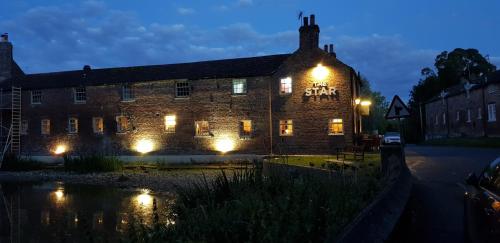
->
[[21, 120, 28, 135], [442, 113, 446, 125], [195, 121, 210, 136], [74, 87, 86, 104], [478, 108, 482, 120], [68, 117, 78, 134], [280, 77, 292, 94], [93, 117, 104, 134], [122, 85, 135, 101], [41, 119, 50, 135], [279, 119, 293, 136], [164, 115, 176, 133], [488, 103, 496, 122], [240, 120, 252, 138], [232, 79, 247, 95], [328, 118, 344, 135], [176, 81, 190, 98], [456, 111, 460, 121], [116, 116, 129, 133], [31, 90, 42, 104], [466, 109, 471, 123]]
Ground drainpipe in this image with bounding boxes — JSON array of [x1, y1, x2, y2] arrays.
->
[[268, 77, 273, 155], [481, 83, 488, 137], [446, 98, 450, 138]]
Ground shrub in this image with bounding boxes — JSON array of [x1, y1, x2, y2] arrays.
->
[[64, 154, 123, 173], [1, 154, 44, 171], [309, 162, 315, 167]]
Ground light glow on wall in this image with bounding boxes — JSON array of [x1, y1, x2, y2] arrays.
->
[[53, 144, 67, 155], [361, 101, 372, 106], [135, 139, 154, 154], [215, 138, 235, 153], [312, 64, 329, 80]]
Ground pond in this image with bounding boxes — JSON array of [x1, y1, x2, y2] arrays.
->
[[0, 181, 173, 242]]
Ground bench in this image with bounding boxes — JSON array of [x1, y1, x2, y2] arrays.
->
[[337, 146, 365, 162]]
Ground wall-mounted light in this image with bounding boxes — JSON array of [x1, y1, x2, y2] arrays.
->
[[53, 144, 67, 155], [135, 139, 154, 154], [312, 63, 329, 80], [215, 138, 235, 153], [355, 98, 361, 105]]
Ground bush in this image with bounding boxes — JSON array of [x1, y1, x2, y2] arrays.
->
[[1, 154, 44, 171], [64, 154, 123, 173]]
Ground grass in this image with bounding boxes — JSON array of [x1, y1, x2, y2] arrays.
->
[[63, 154, 123, 173], [268, 153, 381, 171], [422, 137, 500, 148]]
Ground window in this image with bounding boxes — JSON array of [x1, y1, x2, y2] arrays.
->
[[442, 113, 446, 125], [41, 119, 50, 135], [93, 117, 104, 134], [116, 116, 129, 133], [195, 121, 210, 136], [478, 108, 482, 119], [456, 111, 460, 121], [21, 120, 28, 135], [280, 77, 292, 94], [176, 81, 190, 98], [435, 116, 438, 126], [240, 120, 252, 138], [466, 109, 471, 123], [68, 117, 78, 134], [232, 79, 247, 95], [279, 120, 293, 136], [122, 85, 135, 101], [329, 119, 344, 135], [74, 87, 86, 103], [164, 115, 176, 133], [488, 103, 496, 122], [31, 90, 42, 104]]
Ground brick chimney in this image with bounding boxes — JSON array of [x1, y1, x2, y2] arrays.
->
[[299, 14, 320, 50], [0, 33, 13, 82]]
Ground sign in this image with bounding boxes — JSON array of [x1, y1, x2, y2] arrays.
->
[[305, 81, 337, 97], [385, 95, 410, 119]]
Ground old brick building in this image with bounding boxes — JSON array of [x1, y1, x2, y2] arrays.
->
[[425, 71, 500, 139], [0, 15, 363, 160]]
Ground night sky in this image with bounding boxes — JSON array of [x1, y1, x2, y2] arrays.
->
[[2, 0, 499, 100]]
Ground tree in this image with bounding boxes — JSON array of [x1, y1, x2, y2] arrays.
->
[[360, 77, 389, 134]]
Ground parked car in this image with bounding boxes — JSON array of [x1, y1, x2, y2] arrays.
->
[[464, 157, 500, 243], [382, 132, 401, 144]]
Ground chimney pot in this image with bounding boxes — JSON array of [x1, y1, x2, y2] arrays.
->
[[1, 33, 8, 42], [310, 15, 315, 25], [324, 44, 328, 52], [83, 65, 91, 72], [303, 17, 309, 26], [329, 44, 334, 53]]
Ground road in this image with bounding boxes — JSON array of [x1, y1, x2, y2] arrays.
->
[[389, 145, 500, 243]]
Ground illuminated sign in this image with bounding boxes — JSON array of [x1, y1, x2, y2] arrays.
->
[[305, 81, 337, 97]]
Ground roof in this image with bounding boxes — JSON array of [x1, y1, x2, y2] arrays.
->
[[4, 54, 291, 90]]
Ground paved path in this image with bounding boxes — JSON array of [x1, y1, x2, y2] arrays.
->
[[389, 145, 500, 243]]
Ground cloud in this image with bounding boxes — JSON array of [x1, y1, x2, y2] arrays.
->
[[177, 7, 195, 15], [236, 0, 253, 7]]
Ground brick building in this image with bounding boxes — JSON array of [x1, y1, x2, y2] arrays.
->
[[0, 15, 364, 160], [425, 71, 500, 139]]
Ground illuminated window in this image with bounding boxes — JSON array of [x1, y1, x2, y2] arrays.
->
[[176, 81, 190, 98], [165, 115, 176, 133], [279, 120, 293, 136], [68, 117, 78, 134], [122, 85, 135, 101], [21, 120, 28, 135], [116, 116, 129, 133], [74, 87, 86, 103], [488, 103, 496, 122], [233, 79, 247, 95], [195, 121, 210, 136], [280, 77, 292, 94], [329, 119, 343, 135], [41, 119, 50, 135], [31, 90, 42, 104], [466, 109, 471, 123], [93, 117, 104, 134], [240, 120, 252, 138]]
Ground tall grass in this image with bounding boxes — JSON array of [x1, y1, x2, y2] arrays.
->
[[64, 154, 123, 173]]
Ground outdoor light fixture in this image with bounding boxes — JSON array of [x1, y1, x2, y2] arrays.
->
[[355, 98, 361, 105], [215, 138, 235, 153], [135, 139, 154, 154], [312, 63, 329, 80], [53, 145, 67, 155]]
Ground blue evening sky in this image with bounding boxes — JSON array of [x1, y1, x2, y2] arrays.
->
[[2, 0, 499, 100]]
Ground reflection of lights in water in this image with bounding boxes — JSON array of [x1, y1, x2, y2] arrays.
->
[[52, 188, 65, 204], [135, 189, 153, 207]]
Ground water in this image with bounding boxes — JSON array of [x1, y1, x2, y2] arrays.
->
[[0, 181, 173, 243]]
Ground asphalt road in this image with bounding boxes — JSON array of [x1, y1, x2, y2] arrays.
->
[[389, 145, 500, 243]]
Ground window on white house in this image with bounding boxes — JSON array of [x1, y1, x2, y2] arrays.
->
[[329, 119, 344, 135], [467, 109, 471, 123], [122, 85, 135, 101], [279, 119, 293, 136], [165, 115, 176, 133], [176, 81, 190, 98], [41, 119, 50, 135], [456, 111, 460, 121], [280, 77, 292, 94], [68, 118, 78, 134], [240, 120, 252, 138], [442, 113, 446, 125], [233, 79, 247, 95], [74, 87, 86, 103], [31, 91, 42, 104], [93, 117, 104, 134], [116, 116, 129, 133], [21, 120, 28, 135], [488, 103, 496, 122], [478, 108, 482, 119], [195, 121, 210, 136]]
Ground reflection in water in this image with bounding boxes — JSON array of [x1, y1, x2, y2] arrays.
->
[[0, 181, 172, 242]]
